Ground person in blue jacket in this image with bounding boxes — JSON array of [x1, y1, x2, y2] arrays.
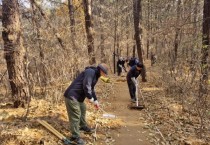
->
[[126, 62, 144, 102], [64, 63, 108, 145]]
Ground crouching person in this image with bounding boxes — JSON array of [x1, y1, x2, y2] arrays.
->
[[126, 62, 144, 102], [64, 63, 109, 145]]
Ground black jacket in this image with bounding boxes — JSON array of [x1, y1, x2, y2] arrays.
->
[[126, 66, 141, 82], [117, 60, 125, 69], [128, 57, 139, 67], [64, 66, 100, 102]]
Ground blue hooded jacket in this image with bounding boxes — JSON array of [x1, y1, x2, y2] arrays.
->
[[64, 66, 100, 102]]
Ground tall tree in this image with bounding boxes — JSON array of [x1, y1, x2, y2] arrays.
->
[[83, 0, 96, 65], [2, 0, 29, 108], [133, 0, 146, 81], [146, 0, 150, 59], [174, 0, 181, 61], [68, 0, 77, 51], [113, 0, 119, 74], [200, 0, 210, 93], [99, 0, 106, 63], [196, 0, 210, 136], [133, 0, 143, 62]]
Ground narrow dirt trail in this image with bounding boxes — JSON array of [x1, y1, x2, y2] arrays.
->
[[104, 73, 153, 145]]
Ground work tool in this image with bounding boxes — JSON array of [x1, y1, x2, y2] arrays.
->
[[129, 83, 145, 110], [100, 108, 116, 118], [37, 119, 73, 145]]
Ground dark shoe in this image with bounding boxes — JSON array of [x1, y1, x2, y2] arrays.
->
[[79, 126, 94, 134], [69, 137, 85, 145]]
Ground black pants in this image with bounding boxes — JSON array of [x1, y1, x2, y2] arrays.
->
[[117, 67, 122, 76], [127, 80, 136, 100]]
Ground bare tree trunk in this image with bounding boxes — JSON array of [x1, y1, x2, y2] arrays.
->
[[191, 0, 199, 61], [174, 0, 181, 61], [196, 0, 210, 138], [146, 0, 150, 59], [200, 0, 210, 95], [30, 0, 47, 89], [132, 44, 136, 58], [2, 0, 29, 108], [83, 0, 96, 65], [133, 0, 147, 81], [113, 0, 119, 74], [99, 0, 106, 63], [133, 0, 143, 63], [126, 14, 129, 58], [68, 0, 77, 51], [30, 1, 44, 60]]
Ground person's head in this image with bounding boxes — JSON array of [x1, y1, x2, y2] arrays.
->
[[119, 57, 123, 61], [136, 62, 144, 70], [98, 63, 109, 77]]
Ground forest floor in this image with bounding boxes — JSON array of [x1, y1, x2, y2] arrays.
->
[[0, 60, 210, 145]]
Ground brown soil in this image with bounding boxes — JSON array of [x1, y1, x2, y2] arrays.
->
[[105, 77, 152, 145]]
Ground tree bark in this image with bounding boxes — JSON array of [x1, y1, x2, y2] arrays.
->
[[2, 0, 29, 108], [146, 0, 150, 59], [200, 0, 210, 91], [174, 0, 181, 61], [99, 0, 106, 63], [83, 0, 96, 65], [133, 0, 146, 81], [68, 0, 77, 51], [133, 0, 143, 63], [196, 0, 210, 136]]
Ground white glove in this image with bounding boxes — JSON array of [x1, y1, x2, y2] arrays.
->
[[131, 77, 138, 85], [94, 100, 99, 109], [88, 97, 94, 103], [119, 65, 122, 68]]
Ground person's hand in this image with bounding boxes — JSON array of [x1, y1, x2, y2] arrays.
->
[[89, 98, 94, 103], [142, 78, 147, 82], [94, 100, 99, 109], [100, 76, 111, 83], [131, 77, 138, 86]]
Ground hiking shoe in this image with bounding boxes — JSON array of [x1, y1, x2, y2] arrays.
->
[[79, 126, 94, 133], [69, 137, 85, 145]]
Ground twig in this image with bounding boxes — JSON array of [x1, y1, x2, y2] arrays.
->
[[146, 110, 168, 144], [139, 85, 168, 144]]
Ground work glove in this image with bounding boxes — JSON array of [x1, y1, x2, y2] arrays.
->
[[131, 77, 138, 86], [94, 100, 99, 109], [88, 97, 94, 103], [100, 76, 111, 83]]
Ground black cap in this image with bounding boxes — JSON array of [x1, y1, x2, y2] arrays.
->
[[136, 62, 144, 68]]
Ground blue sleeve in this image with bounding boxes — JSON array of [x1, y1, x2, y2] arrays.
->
[[130, 66, 136, 78], [83, 69, 97, 100]]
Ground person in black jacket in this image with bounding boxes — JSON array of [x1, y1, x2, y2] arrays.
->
[[117, 57, 126, 76], [128, 57, 147, 82], [64, 63, 108, 145], [126, 62, 144, 102], [128, 57, 139, 68]]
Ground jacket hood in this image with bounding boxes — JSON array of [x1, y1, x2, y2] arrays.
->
[[85, 66, 100, 78]]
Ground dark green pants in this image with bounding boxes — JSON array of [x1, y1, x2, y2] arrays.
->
[[65, 97, 87, 138]]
